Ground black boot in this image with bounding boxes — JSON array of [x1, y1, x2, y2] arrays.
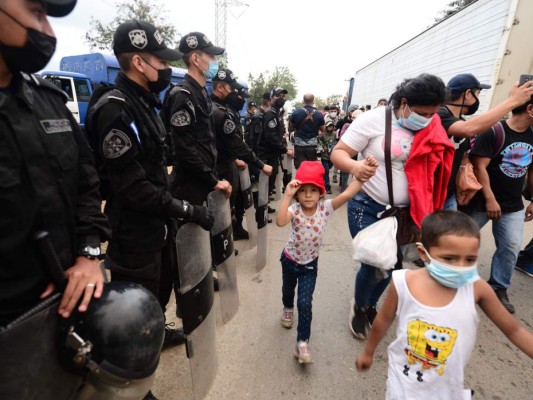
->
[[233, 225, 249, 241], [163, 322, 186, 349], [143, 391, 159, 400]]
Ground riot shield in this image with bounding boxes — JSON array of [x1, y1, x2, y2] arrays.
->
[[256, 171, 269, 271], [239, 167, 256, 250], [175, 223, 217, 400], [282, 152, 293, 175], [0, 294, 83, 399], [274, 160, 282, 200], [208, 190, 239, 324]]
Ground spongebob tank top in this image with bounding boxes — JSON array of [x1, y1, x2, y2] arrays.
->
[[386, 269, 479, 400]]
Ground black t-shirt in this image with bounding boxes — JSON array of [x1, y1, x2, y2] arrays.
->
[[438, 106, 468, 198], [470, 120, 533, 212]]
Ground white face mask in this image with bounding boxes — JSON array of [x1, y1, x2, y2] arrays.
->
[[329, 111, 337, 118]]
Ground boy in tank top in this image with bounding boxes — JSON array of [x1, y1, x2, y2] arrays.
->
[[355, 210, 533, 399]]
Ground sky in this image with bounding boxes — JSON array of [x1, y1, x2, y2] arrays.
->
[[48, 0, 455, 100]]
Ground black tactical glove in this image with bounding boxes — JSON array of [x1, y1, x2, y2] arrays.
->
[[189, 204, 214, 231]]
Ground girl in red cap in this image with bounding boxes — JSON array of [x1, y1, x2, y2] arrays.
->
[[276, 157, 377, 363]]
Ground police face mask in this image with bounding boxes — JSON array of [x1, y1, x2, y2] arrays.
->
[[274, 98, 286, 109], [0, 8, 56, 74], [203, 61, 219, 80], [421, 246, 480, 288], [140, 58, 172, 94], [397, 104, 432, 131], [226, 92, 245, 111]]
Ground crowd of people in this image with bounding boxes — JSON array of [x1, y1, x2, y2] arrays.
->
[[1, 1, 532, 399]]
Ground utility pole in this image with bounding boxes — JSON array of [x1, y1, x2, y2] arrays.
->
[[214, 0, 249, 65]]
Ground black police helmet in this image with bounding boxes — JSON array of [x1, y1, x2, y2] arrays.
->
[[57, 281, 165, 380]]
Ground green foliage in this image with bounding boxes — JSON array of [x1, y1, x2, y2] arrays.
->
[[84, 0, 185, 67], [247, 66, 297, 105], [433, 0, 477, 24]]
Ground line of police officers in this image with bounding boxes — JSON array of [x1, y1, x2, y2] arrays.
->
[[0, 1, 293, 399]]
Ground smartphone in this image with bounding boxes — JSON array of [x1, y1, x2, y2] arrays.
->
[[519, 74, 533, 86]]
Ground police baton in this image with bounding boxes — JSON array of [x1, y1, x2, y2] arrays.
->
[[34, 230, 67, 292]]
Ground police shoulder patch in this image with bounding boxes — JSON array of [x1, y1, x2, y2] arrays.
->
[[223, 119, 236, 134], [102, 129, 132, 159], [268, 118, 277, 129], [171, 109, 191, 127]]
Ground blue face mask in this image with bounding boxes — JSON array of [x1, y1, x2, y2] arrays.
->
[[397, 105, 432, 131], [421, 247, 480, 288], [203, 61, 219, 79]]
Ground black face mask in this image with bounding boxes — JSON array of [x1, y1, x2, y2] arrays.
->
[[0, 8, 57, 74], [226, 92, 245, 111], [140, 57, 172, 94], [465, 92, 480, 115], [274, 98, 286, 109], [449, 90, 480, 116], [147, 67, 172, 94]]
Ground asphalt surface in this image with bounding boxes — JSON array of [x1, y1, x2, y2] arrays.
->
[[154, 183, 533, 400]]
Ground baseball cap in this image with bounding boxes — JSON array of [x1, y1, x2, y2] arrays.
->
[[113, 20, 183, 61], [447, 73, 491, 92], [325, 120, 334, 127], [248, 102, 257, 108], [347, 104, 359, 112], [295, 161, 326, 194], [45, 0, 77, 17], [179, 32, 225, 55], [270, 87, 288, 98], [213, 68, 244, 90]]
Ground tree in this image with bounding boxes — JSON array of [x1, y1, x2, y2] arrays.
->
[[85, 0, 179, 53], [433, 0, 477, 24], [247, 66, 298, 105]]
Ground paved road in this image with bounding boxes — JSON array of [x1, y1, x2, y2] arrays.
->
[[154, 184, 533, 400]]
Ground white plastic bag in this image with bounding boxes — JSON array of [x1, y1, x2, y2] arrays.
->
[[352, 216, 398, 270]]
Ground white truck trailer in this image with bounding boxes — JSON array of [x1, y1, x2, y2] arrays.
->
[[347, 0, 533, 113]]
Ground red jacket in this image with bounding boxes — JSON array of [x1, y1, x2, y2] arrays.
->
[[404, 114, 455, 228]]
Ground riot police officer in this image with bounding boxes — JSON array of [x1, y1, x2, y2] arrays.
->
[[211, 68, 272, 239], [257, 88, 293, 207], [0, 0, 111, 326], [161, 32, 231, 205]]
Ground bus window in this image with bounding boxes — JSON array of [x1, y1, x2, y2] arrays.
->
[[74, 78, 91, 102]]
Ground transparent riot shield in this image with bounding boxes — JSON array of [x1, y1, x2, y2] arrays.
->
[[256, 171, 269, 271], [239, 168, 255, 251], [208, 190, 239, 324], [0, 294, 83, 399], [175, 223, 217, 400], [281, 152, 293, 195], [274, 159, 282, 200]]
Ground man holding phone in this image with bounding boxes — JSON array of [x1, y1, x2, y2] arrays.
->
[[438, 73, 533, 210]]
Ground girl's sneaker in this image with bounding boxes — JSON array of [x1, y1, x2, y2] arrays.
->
[[281, 308, 294, 328], [293, 340, 313, 364]]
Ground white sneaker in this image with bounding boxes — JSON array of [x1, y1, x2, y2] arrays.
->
[[281, 308, 294, 329], [293, 340, 313, 364]]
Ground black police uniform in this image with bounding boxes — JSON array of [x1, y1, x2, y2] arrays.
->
[[88, 72, 192, 307], [0, 73, 111, 325], [212, 95, 265, 229], [162, 74, 218, 206], [257, 105, 287, 193]]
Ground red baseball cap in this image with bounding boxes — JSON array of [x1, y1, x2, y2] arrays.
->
[[295, 161, 325, 194]]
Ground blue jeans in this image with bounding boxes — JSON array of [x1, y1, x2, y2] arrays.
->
[[443, 193, 457, 210], [347, 192, 402, 307], [469, 210, 525, 290], [340, 172, 349, 190], [280, 251, 318, 342], [322, 160, 331, 188]]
